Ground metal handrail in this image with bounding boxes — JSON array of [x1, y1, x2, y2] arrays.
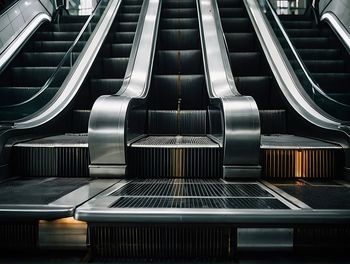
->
[[0, 0, 104, 110], [265, 0, 350, 109]]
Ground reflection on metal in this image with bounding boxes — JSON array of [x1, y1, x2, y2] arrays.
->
[[198, 0, 261, 179], [263, 149, 339, 179], [39, 217, 87, 249], [128, 137, 222, 178], [89, 0, 161, 177], [321, 12, 350, 54], [237, 228, 293, 251]]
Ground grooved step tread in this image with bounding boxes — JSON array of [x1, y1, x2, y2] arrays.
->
[[14, 134, 88, 148], [261, 135, 341, 149], [131, 136, 219, 148]]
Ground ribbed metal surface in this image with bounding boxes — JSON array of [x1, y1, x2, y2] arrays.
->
[[148, 110, 207, 135], [128, 146, 222, 178], [111, 197, 287, 209], [132, 136, 217, 147], [12, 146, 89, 177], [294, 225, 350, 249], [111, 182, 273, 197], [262, 149, 340, 179], [0, 222, 38, 250], [88, 223, 235, 259]]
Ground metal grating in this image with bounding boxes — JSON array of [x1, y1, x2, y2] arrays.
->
[[262, 149, 341, 179], [111, 182, 273, 197], [111, 197, 288, 209], [88, 223, 235, 259], [131, 136, 218, 148], [0, 222, 38, 250]]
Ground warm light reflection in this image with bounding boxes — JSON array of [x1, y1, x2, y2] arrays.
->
[[39, 217, 86, 225], [294, 150, 303, 178]]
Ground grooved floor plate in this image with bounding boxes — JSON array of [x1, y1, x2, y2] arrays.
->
[[261, 135, 341, 149], [131, 136, 219, 148], [111, 181, 274, 197], [0, 177, 89, 204], [108, 179, 288, 209], [112, 196, 288, 209]]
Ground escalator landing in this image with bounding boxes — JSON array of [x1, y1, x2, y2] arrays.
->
[[0, 177, 118, 219], [75, 179, 302, 222]]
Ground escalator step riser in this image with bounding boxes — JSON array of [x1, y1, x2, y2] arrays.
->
[[155, 50, 203, 74], [10, 67, 70, 87], [12, 147, 89, 177], [90, 79, 124, 102], [24, 41, 86, 52], [162, 8, 197, 18], [159, 30, 200, 50], [259, 110, 286, 134], [160, 18, 198, 29], [148, 110, 207, 134], [262, 149, 341, 179], [150, 75, 206, 110], [88, 223, 235, 259], [128, 147, 222, 178]]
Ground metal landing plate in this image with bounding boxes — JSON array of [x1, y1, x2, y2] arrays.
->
[[261, 134, 341, 149], [75, 179, 309, 223], [0, 177, 118, 219]]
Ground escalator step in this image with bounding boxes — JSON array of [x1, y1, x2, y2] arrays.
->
[[41, 23, 86, 32], [280, 20, 313, 29], [117, 22, 138, 31], [14, 52, 79, 67], [128, 136, 222, 178], [113, 32, 135, 43], [225, 33, 256, 51], [296, 60, 346, 73], [24, 40, 86, 52], [163, 0, 196, 8], [58, 15, 89, 23], [10, 67, 70, 87], [151, 75, 206, 110], [219, 7, 245, 17], [72, 110, 91, 133], [118, 13, 140, 22], [160, 18, 198, 29], [313, 73, 350, 93], [162, 8, 197, 18], [217, 0, 243, 8], [158, 29, 200, 50], [234, 76, 271, 109], [285, 48, 341, 60], [221, 18, 252, 33], [229, 52, 267, 76], [121, 5, 142, 13], [289, 37, 331, 48], [0, 86, 59, 105], [148, 110, 207, 135], [90, 79, 124, 101], [101, 58, 129, 78], [32, 32, 83, 41], [259, 109, 286, 134], [12, 134, 89, 177], [155, 50, 203, 74]]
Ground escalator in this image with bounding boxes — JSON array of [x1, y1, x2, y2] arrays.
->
[[126, 0, 222, 178], [0, 0, 143, 251], [279, 13, 350, 104], [0, 13, 89, 118]]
